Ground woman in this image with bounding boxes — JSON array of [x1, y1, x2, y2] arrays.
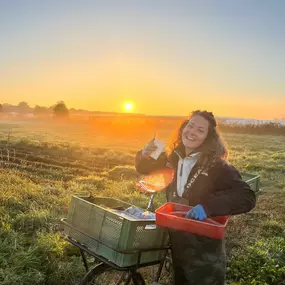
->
[[135, 110, 256, 285]]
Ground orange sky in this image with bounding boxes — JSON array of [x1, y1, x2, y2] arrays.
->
[[1, 1, 284, 120], [1, 55, 284, 120]]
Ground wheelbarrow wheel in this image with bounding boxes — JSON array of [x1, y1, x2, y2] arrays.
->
[[80, 262, 145, 285]]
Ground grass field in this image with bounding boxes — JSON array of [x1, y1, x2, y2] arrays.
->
[[0, 119, 285, 285]]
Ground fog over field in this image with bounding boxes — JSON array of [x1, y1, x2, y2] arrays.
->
[[219, 117, 285, 125]]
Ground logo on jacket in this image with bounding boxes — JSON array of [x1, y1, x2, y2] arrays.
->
[[185, 168, 208, 189]]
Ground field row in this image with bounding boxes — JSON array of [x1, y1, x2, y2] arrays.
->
[[0, 143, 135, 184]]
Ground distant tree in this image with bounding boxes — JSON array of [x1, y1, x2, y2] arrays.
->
[[2, 103, 14, 113], [34, 105, 50, 117], [0, 104, 3, 112], [53, 101, 69, 119], [17, 101, 31, 114]]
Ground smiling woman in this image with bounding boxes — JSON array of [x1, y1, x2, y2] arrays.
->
[[135, 109, 256, 285]]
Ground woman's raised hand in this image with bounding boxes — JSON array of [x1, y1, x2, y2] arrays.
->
[[142, 138, 157, 157]]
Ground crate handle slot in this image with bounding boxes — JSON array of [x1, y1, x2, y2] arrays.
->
[[144, 224, 157, 230]]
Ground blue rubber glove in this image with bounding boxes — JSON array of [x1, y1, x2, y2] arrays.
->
[[185, 205, 207, 220]]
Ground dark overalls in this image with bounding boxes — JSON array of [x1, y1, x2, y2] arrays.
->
[[169, 196, 226, 285]]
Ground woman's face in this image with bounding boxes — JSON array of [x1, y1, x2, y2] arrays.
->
[[182, 115, 209, 153]]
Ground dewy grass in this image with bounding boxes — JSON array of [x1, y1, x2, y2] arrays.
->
[[0, 119, 285, 284]]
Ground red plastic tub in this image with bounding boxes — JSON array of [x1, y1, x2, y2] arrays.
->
[[155, 202, 229, 240]]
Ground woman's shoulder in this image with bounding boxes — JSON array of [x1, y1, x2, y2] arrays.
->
[[209, 159, 242, 178]]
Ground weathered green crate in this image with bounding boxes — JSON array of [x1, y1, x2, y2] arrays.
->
[[241, 172, 260, 194], [63, 196, 168, 267], [63, 224, 166, 267]]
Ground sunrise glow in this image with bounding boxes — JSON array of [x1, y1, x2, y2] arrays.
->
[[122, 102, 134, 113], [0, 2, 284, 120], [125, 103, 133, 111]]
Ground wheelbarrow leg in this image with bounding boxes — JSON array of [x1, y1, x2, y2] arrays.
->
[[80, 249, 89, 272], [155, 259, 164, 282]]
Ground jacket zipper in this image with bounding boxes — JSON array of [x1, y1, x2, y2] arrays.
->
[[174, 150, 184, 197], [178, 160, 184, 196], [180, 162, 183, 177]]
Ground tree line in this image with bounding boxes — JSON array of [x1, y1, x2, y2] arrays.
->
[[0, 101, 69, 118]]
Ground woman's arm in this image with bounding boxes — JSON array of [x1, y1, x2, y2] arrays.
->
[[135, 150, 168, 175], [201, 162, 256, 217]]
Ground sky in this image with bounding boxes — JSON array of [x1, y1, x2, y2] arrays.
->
[[0, 0, 284, 119]]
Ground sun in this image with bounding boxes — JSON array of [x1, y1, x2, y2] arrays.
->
[[121, 101, 135, 113], [124, 102, 133, 112]]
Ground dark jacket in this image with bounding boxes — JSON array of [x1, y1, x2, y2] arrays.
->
[[135, 149, 256, 285], [135, 149, 256, 217]]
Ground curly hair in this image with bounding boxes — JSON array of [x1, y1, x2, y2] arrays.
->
[[168, 110, 228, 168]]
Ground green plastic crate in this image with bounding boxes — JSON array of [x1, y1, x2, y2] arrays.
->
[[241, 172, 260, 194], [63, 196, 168, 267], [63, 225, 166, 267]]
